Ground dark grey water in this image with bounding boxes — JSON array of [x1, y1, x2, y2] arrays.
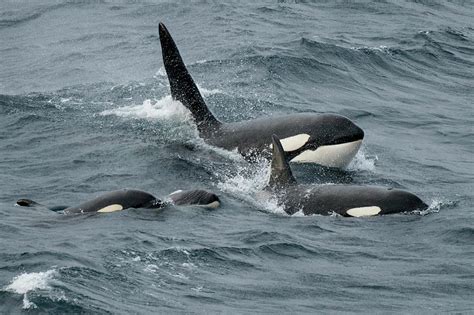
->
[[1, 1, 473, 313]]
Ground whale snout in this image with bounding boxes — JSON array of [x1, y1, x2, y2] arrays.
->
[[332, 124, 364, 145], [383, 189, 428, 214], [320, 115, 364, 146], [353, 124, 364, 141], [337, 120, 364, 144]]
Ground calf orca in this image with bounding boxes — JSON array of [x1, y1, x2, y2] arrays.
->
[[16, 189, 220, 214], [158, 22, 364, 168], [268, 135, 428, 216]]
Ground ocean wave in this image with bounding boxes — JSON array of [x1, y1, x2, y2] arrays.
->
[[298, 30, 473, 79], [4, 269, 59, 309], [0, 11, 42, 28], [57, 32, 125, 45], [441, 227, 474, 245], [0, 94, 61, 112], [0, 3, 63, 29]]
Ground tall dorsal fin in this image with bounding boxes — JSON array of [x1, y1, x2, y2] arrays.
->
[[159, 23, 221, 134], [269, 134, 297, 189]]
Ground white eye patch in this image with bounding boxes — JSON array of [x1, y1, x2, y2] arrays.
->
[[97, 204, 124, 213], [346, 206, 381, 217], [269, 133, 310, 152], [199, 200, 220, 209]]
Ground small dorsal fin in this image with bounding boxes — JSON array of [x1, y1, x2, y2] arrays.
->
[[16, 198, 40, 207], [159, 23, 221, 134], [269, 134, 297, 189], [16, 198, 68, 212]]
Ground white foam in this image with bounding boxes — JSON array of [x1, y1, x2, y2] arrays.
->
[[217, 158, 286, 215], [144, 264, 159, 273], [351, 45, 392, 54], [100, 96, 192, 122], [172, 273, 189, 280], [413, 198, 453, 216], [192, 137, 243, 162], [347, 145, 377, 172], [5, 269, 56, 295], [292, 209, 305, 217], [5, 269, 57, 309], [155, 66, 166, 77], [217, 159, 269, 195], [182, 262, 196, 268], [191, 286, 203, 292]]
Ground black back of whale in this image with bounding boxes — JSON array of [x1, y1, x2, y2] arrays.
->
[[62, 189, 160, 214], [17, 189, 220, 214], [269, 135, 428, 216], [168, 189, 220, 207], [158, 23, 364, 162]]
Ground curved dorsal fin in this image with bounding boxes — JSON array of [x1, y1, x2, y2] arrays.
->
[[269, 134, 296, 189], [159, 23, 221, 134]]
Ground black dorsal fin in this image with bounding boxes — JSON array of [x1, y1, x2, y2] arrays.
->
[[16, 198, 40, 207], [16, 198, 68, 212], [269, 134, 297, 189], [159, 23, 221, 134]]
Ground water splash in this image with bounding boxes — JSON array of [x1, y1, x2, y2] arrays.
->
[[217, 157, 286, 214], [413, 198, 457, 216], [347, 145, 378, 172], [4, 269, 57, 309], [155, 66, 166, 78], [100, 96, 192, 122], [192, 137, 243, 162], [351, 45, 393, 54]]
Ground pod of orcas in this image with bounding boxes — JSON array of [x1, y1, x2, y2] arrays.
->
[[156, 22, 427, 217], [15, 23, 427, 218], [17, 134, 426, 217], [267, 135, 428, 216], [158, 22, 364, 169], [17, 189, 220, 215]]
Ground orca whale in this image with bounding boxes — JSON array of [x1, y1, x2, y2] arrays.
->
[[268, 135, 428, 216], [158, 22, 364, 168], [16, 189, 220, 214]]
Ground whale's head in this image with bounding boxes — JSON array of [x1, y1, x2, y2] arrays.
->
[[276, 114, 364, 168], [382, 188, 429, 214], [168, 189, 221, 209], [317, 114, 365, 146]]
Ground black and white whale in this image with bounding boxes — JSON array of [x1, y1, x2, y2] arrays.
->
[[267, 135, 428, 216], [16, 189, 220, 214], [158, 22, 364, 168]]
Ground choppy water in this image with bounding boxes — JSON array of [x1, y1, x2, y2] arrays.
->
[[1, 1, 473, 313]]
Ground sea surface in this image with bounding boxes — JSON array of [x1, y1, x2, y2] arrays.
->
[[1, 0, 473, 313]]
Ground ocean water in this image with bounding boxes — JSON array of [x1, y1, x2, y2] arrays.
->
[[1, 0, 473, 313]]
